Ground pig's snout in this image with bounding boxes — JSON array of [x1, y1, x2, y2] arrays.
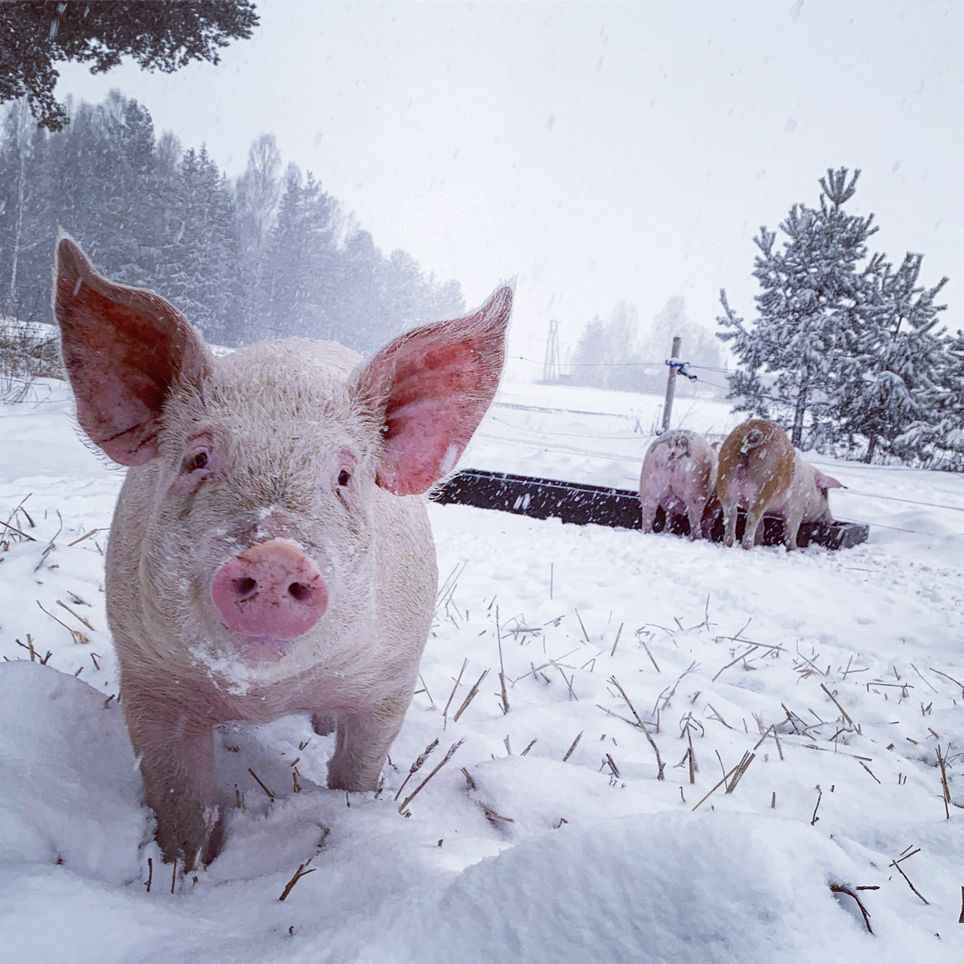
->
[[211, 540, 328, 641]]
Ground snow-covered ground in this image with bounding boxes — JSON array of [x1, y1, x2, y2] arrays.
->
[[1, 379, 962, 963]]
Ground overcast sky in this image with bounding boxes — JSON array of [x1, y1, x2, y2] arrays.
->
[[56, 0, 964, 366]]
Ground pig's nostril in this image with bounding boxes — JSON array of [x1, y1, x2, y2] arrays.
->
[[288, 582, 312, 603], [232, 576, 258, 599]]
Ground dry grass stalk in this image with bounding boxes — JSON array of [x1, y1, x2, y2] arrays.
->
[[936, 744, 951, 820], [520, 738, 537, 756], [858, 761, 881, 784], [57, 598, 95, 631], [725, 752, 755, 793], [928, 666, 964, 698], [829, 884, 873, 934], [639, 636, 661, 673], [562, 730, 583, 763], [278, 861, 317, 901], [144, 857, 153, 893], [958, 886, 963, 924], [574, 609, 591, 643], [36, 600, 89, 644], [820, 682, 861, 733], [556, 664, 577, 701], [691, 753, 758, 812], [33, 511, 64, 572], [604, 753, 620, 779], [453, 669, 489, 722], [442, 658, 469, 723], [496, 606, 509, 715], [247, 767, 276, 800], [712, 644, 759, 683], [889, 848, 928, 905], [479, 802, 515, 827], [417, 673, 435, 708], [67, 528, 102, 547], [397, 738, 465, 814], [0, 517, 36, 542], [170, 858, 177, 894], [609, 622, 623, 657], [394, 738, 440, 801], [811, 787, 823, 825], [609, 675, 665, 780]]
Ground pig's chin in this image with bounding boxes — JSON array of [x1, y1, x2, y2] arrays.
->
[[229, 631, 300, 659]]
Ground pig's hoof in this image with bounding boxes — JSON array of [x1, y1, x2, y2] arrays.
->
[[312, 714, 336, 736], [156, 812, 223, 872]]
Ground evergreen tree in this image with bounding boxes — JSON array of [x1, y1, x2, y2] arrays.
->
[[570, 303, 645, 391], [1, 1, 258, 131], [893, 327, 964, 469], [236, 133, 282, 339], [718, 168, 880, 446], [837, 253, 948, 462], [0, 92, 465, 354], [160, 146, 241, 343]]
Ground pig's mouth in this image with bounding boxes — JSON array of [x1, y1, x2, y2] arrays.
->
[[228, 631, 300, 658]]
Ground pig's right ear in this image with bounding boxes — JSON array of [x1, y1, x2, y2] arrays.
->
[[53, 236, 212, 466]]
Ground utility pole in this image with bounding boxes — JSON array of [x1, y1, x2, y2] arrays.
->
[[661, 335, 681, 433], [543, 319, 561, 383]]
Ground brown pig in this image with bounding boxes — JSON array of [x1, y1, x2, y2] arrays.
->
[[52, 236, 512, 869], [716, 419, 844, 550], [639, 430, 718, 539]]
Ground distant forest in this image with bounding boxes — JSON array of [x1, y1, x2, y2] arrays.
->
[[0, 93, 465, 351]]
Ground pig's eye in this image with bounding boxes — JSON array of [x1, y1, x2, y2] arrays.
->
[[184, 450, 210, 473], [338, 468, 352, 487]]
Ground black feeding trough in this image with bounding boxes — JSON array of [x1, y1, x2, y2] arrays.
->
[[431, 469, 868, 550]]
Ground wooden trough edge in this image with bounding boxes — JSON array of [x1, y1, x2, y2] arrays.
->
[[431, 468, 869, 551]]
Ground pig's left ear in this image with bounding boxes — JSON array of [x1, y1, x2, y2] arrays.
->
[[814, 468, 845, 491], [354, 286, 512, 495]]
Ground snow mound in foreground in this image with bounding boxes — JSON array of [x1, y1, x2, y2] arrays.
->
[[386, 812, 876, 964], [0, 662, 144, 883], [2, 663, 957, 964]]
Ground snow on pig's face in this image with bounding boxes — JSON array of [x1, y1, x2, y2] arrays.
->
[[53, 236, 511, 670]]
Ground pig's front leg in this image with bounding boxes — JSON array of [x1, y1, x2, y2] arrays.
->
[[124, 686, 221, 869], [327, 692, 411, 792]]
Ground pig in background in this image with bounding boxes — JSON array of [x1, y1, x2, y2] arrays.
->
[[52, 236, 512, 870], [639, 429, 718, 539], [716, 418, 844, 550]]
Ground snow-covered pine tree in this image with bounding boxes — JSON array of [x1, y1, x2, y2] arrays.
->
[[890, 325, 963, 469], [160, 145, 242, 344], [836, 252, 948, 463], [717, 168, 879, 446]]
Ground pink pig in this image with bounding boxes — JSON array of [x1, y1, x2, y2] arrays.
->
[[52, 236, 512, 869], [639, 430, 718, 539]]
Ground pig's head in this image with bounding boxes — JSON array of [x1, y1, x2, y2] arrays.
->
[[812, 467, 845, 522], [53, 236, 511, 673]]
